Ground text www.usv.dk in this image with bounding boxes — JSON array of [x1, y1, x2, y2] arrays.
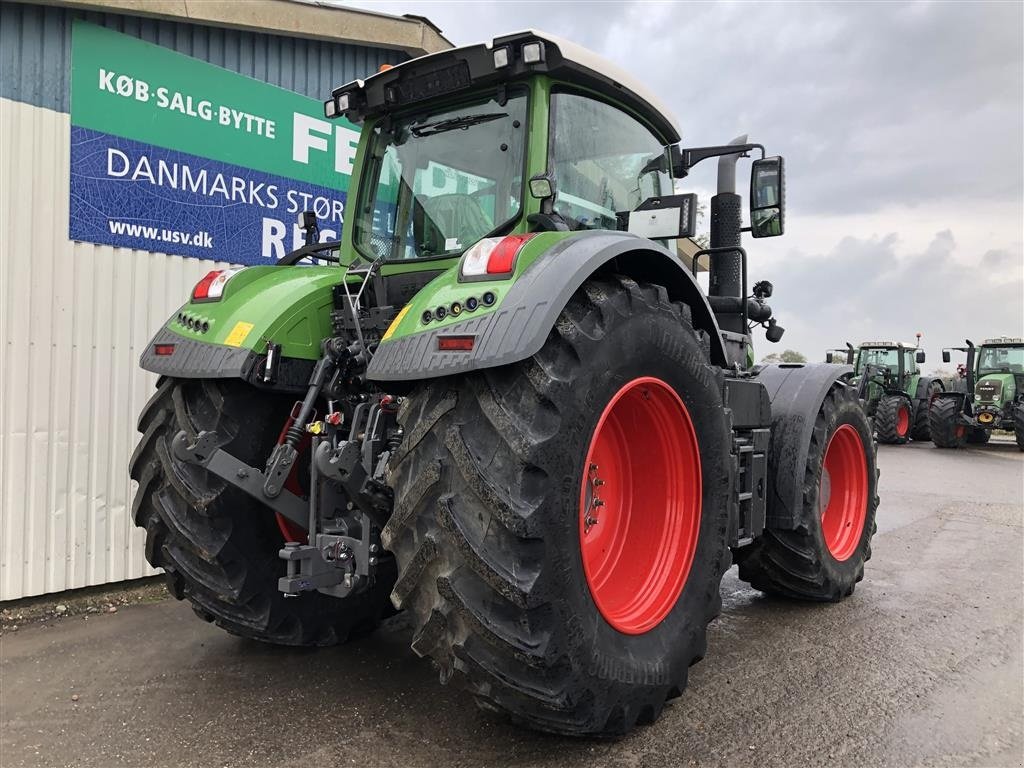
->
[[108, 219, 214, 248]]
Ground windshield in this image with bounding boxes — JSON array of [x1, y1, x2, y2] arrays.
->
[[856, 347, 899, 375], [353, 89, 528, 261], [977, 345, 1024, 374]]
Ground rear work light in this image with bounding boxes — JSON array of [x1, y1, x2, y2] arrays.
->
[[192, 268, 242, 302], [460, 234, 535, 279]]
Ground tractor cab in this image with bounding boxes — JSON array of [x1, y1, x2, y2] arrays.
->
[[853, 341, 924, 387], [322, 30, 788, 368]]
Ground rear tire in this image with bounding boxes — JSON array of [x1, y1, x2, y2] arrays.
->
[[384, 276, 732, 736], [129, 378, 396, 645], [875, 394, 911, 444], [929, 396, 966, 449], [734, 382, 878, 601], [1015, 405, 1024, 451]]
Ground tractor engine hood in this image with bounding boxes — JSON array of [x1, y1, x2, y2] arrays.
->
[[975, 374, 1015, 406]]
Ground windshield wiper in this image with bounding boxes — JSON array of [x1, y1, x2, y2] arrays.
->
[[411, 112, 508, 137]]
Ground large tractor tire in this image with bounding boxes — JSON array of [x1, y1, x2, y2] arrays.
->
[[384, 276, 732, 737], [929, 396, 966, 449], [910, 380, 942, 441], [874, 394, 911, 444], [965, 427, 991, 445], [129, 378, 396, 645], [734, 382, 878, 601], [1015, 405, 1024, 451]]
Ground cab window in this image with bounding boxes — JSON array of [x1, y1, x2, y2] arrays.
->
[[548, 92, 671, 231]]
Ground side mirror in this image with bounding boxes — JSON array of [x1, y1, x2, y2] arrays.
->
[[942, 350, 951, 363], [916, 351, 926, 364], [750, 156, 785, 238], [826, 352, 834, 364], [847, 349, 855, 365]]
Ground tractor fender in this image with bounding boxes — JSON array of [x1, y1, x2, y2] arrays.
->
[[368, 231, 728, 381], [752, 362, 856, 530], [138, 265, 339, 389], [913, 377, 944, 414]]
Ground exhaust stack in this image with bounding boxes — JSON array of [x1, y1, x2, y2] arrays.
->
[[709, 134, 748, 335]]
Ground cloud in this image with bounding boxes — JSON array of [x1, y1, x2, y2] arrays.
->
[[764, 228, 1023, 364]]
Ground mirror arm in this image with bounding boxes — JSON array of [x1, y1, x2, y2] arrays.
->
[[671, 143, 765, 178]]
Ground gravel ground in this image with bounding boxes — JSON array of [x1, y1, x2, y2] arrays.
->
[[1, 438, 1021, 768]]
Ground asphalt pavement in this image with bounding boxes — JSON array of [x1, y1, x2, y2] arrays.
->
[[2, 439, 1022, 768]]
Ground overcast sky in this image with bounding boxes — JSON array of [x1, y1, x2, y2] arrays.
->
[[351, 0, 1023, 367]]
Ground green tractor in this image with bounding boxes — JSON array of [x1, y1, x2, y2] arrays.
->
[[930, 337, 1024, 450], [827, 339, 942, 444], [130, 32, 878, 736]]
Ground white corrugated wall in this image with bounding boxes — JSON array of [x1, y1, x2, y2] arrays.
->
[[0, 1, 408, 601], [0, 96, 232, 600]]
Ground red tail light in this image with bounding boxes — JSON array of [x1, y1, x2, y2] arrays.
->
[[460, 234, 535, 279], [192, 268, 242, 301], [437, 335, 475, 352], [153, 343, 176, 356]]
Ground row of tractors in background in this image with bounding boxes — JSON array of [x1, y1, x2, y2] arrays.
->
[[825, 336, 1024, 451]]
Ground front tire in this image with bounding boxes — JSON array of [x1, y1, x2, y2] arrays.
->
[[1014, 405, 1024, 451], [910, 380, 942, 441], [875, 394, 911, 444], [929, 396, 966, 449], [734, 382, 878, 601], [384, 277, 732, 736], [129, 378, 396, 645]]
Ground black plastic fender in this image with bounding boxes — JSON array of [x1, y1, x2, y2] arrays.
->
[[914, 376, 944, 402], [367, 231, 728, 381], [753, 362, 858, 530]]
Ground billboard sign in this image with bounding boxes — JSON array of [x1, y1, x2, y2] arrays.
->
[[69, 21, 361, 264]]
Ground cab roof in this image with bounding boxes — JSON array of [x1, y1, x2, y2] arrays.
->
[[982, 336, 1024, 346], [326, 30, 682, 143], [859, 341, 918, 349]]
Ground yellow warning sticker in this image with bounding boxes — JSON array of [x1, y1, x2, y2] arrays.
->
[[224, 321, 255, 347]]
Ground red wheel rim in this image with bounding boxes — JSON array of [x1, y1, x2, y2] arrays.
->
[[896, 406, 909, 436], [820, 424, 869, 561], [579, 377, 701, 635]]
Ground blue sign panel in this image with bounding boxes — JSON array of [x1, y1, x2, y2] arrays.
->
[[70, 128, 347, 265]]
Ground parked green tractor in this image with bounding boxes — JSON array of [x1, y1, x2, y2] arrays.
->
[[827, 339, 942, 444], [129, 32, 878, 736], [930, 337, 1024, 450]]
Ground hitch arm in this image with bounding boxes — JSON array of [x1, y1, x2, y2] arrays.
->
[[171, 431, 308, 531]]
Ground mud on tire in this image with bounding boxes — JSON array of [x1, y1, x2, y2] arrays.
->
[[129, 378, 395, 645], [384, 276, 732, 737], [734, 382, 879, 601]]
